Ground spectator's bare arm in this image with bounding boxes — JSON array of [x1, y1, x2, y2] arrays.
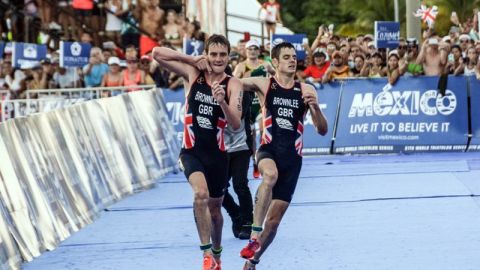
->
[[416, 39, 428, 65], [439, 43, 450, 66]]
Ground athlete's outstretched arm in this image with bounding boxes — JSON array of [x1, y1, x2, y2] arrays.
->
[[302, 83, 328, 135], [240, 77, 270, 95], [152, 46, 209, 82]]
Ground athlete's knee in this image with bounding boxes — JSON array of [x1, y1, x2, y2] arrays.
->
[[193, 189, 209, 206], [262, 168, 278, 187]]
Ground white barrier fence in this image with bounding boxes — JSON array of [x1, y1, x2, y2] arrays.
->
[[0, 85, 156, 122], [0, 88, 180, 270], [25, 85, 156, 100]]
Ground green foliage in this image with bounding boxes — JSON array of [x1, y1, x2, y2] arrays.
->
[[280, 0, 480, 40], [281, 0, 347, 41]]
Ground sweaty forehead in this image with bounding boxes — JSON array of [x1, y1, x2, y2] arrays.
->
[[279, 48, 296, 57], [208, 44, 228, 53]]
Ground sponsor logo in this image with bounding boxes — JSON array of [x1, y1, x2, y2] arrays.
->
[[70, 42, 82, 56], [23, 44, 37, 58], [348, 90, 457, 117]]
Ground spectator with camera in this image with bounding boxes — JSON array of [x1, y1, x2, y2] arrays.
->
[[83, 47, 109, 89]]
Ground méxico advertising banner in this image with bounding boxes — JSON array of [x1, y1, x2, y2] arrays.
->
[[334, 76, 469, 154]]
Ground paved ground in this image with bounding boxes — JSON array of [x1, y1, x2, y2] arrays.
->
[[23, 152, 480, 270]]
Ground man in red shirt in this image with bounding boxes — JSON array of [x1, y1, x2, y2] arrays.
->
[[299, 50, 330, 88]]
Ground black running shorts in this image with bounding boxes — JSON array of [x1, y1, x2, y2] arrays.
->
[[256, 144, 302, 203], [179, 149, 229, 198]]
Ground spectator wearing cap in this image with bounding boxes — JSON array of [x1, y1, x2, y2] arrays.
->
[[322, 51, 350, 83], [360, 34, 374, 53], [458, 34, 471, 53], [83, 47, 109, 88], [449, 26, 460, 44], [234, 39, 266, 79], [101, 56, 123, 89], [299, 49, 329, 88], [416, 37, 448, 76]]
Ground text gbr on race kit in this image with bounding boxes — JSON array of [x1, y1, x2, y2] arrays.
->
[[348, 90, 457, 117]]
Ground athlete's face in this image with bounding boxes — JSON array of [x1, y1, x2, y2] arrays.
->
[[274, 48, 297, 75], [206, 44, 229, 74]]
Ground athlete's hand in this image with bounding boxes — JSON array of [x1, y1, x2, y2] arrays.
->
[[303, 92, 319, 110], [212, 81, 226, 103], [193, 55, 212, 73]]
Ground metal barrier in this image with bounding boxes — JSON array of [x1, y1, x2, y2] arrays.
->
[[0, 97, 88, 122], [25, 85, 156, 100], [1, 85, 156, 122]]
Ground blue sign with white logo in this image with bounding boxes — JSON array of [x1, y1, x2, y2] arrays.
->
[[302, 82, 341, 155], [271, 34, 307, 60], [184, 39, 204, 56], [334, 76, 469, 154], [11, 42, 47, 69], [0, 42, 5, 59], [374, 21, 400, 49], [162, 88, 187, 145], [60, 41, 92, 67], [468, 77, 480, 151]]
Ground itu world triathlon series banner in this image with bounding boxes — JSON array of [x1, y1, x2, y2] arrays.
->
[[334, 76, 469, 154], [468, 77, 480, 151]]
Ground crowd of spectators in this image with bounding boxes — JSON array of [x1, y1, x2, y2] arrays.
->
[[2, 1, 480, 100], [0, 0, 206, 98], [293, 10, 480, 90]]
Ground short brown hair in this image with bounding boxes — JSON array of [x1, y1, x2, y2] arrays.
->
[[205, 34, 231, 54]]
